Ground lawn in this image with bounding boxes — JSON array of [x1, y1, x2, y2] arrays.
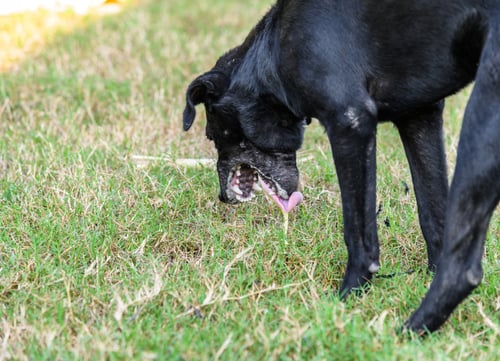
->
[[0, 0, 498, 360]]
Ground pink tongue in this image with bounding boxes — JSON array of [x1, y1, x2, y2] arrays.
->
[[258, 178, 303, 213], [276, 191, 303, 213]]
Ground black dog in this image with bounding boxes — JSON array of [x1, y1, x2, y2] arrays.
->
[[183, 0, 500, 334]]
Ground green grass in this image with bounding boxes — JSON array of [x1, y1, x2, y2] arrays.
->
[[0, 1, 498, 360]]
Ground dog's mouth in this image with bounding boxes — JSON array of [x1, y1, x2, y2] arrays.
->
[[227, 164, 303, 212]]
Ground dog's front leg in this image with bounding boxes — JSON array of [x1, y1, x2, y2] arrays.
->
[[323, 103, 379, 298]]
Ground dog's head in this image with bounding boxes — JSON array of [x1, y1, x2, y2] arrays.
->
[[182, 68, 306, 208]]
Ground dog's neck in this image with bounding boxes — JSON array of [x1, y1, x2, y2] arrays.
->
[[230, 7, 282, 91], [222, 6, 299, 113]]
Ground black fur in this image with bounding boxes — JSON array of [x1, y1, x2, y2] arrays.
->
[[183, 0, 500, 334]]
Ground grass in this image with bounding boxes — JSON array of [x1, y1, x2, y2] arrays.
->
[[0, 0, 498, 360]]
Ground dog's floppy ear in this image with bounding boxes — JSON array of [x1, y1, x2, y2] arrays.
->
[[183, 71, 229, 131], [260, 94, 300, 126], [238, 93, 305, 152]]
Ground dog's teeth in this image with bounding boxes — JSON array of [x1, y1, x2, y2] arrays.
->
[[232, 185, 243, 195], [253, 183, 262, 191], [236, 170, 242, 177], [236, 178, 240, 184], [237, 195, 250, 202]]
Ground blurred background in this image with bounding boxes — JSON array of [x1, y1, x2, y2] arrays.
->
[[0, 1, 121, 15]]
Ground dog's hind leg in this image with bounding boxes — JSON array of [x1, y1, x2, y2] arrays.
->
[[394, 101, 448, 271], [405, 25, 500, 334]]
